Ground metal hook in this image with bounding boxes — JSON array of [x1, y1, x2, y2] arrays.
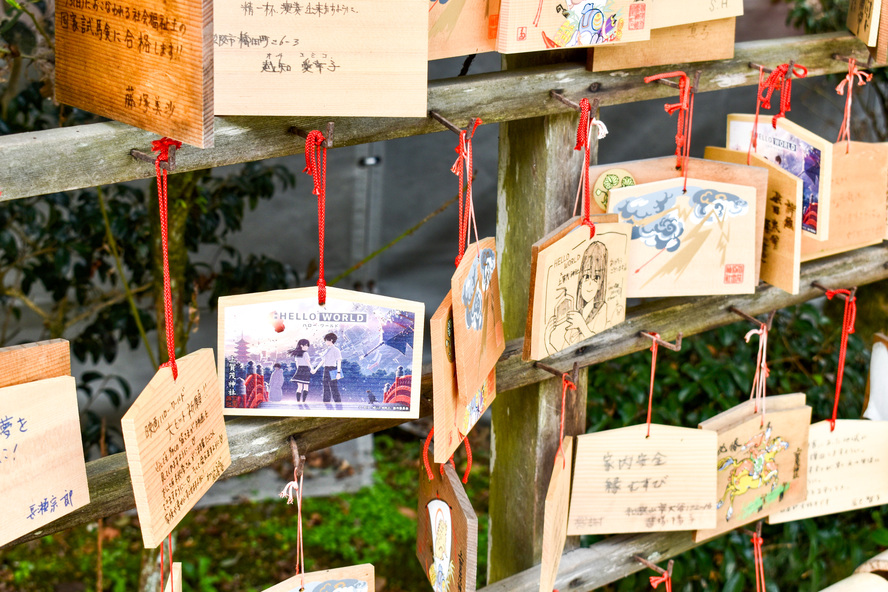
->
[[429, 110, 464, 135], [729, 306, 776, 330], [832, 53, 860, 65], [640, 331, 683, 352], [634, 555, 673, 577], [742, 519, 764, 538], [811, 281, 857, 301], [130, 144, 177, 172], [288, 435, 306, 479], [549, 90, 600, 113], [533, 360, 579, 388], [290, 121, 335, 148], [748, 61, 774, 74]]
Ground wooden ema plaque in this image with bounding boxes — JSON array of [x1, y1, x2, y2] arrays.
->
[[214, 0, 426, 116], [821, 573, 888, 592], [589, 156, 769, 283], [566, 424, 716, 535], [648, 0, 742, 29], [122, 348, 231, 548], [495, 0, 650, 54], [262, 564, 375, 592], [769, 419, 888, 524], [848, 0, 883, 46], [430, 292, 496, 464], [164, 563, 182, 592], [540, 437, 572, 592], [524, 215, 629, 361], [429, 0, 498, 60], [705, 147, 803, 295], [864, 333, 888, 421], [417, 463, 478, 592], [0, 340, 89, 548], [606, 177, 757, 298], [694, 393, 811, 542], [451, 238, 504, 409], [870, 0, 888, 62], [55, 0, 213, 147]]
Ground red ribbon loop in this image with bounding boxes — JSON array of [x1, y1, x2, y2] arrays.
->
[[452, 120, 482, 267], [422, 428, 472, 483], [574, 98, 596, 237], [649, 573, 671, 592], [825, 289, 857, 431], [644, 72, 694, 191], [751, 533, 766, 592], [303, 131, 328, 305], [836, 59, 872, 151]]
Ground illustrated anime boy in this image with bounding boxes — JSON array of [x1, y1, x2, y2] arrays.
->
[[312, 332, 342, 403]]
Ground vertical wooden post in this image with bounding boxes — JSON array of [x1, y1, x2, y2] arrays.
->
[[488, 51, 592, 584]]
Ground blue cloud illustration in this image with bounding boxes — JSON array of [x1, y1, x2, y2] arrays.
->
[[688, 188, 748, 224], [462, 257, 479, 306], [613, 191, 678, 223], [479, 248, 496, 291], [636, 215, 684, 252]]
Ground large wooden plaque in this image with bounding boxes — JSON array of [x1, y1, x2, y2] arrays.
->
[[451, 238, 504, 409], [55, 0, 213, 147], [525, 215, 629, 360], [430, 0, 497, 60], [769, 419, 888, 523], [214, 0, 426, 116], [417, 463, 478, 592], [540, 437, 573, 592], [262, 565, 375, 592], [695, 394, 811, 542], [567, 424, 716, 535], [122, 348, 231, 548], [430, 293, 496, 464], [607, 177, 757, 297]]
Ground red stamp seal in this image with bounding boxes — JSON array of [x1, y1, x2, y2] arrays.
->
[[517, 26, 527, 41], [628, 3, 645, 30], [724, 264, 744, 284]]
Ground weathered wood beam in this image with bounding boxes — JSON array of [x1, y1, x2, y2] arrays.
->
[[0, 32, 868, 201], [6, 242, 886, 548]]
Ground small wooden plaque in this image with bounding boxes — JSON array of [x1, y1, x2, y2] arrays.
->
[[417, 463, 478, 592], [122, 348, 231, 548], [647, 0, 743, 29], [55, 0, 213, 147], [214, 0, 427, 116], [864, 333, 888, 420], [540, 437, 572, 592], [705, 146, 803, 295], [607, 177, 758, 297], [262, 564, 375, 592], [567, 424, 716, 535], [0, 374, 90, 547], [431, 293, 496, 464], [849, 0, 883, 46], [164, 562, 182, 592], [695, 394, 811, 542], [451, 238, 505, 409], [524, 216, 629, 361], [0, 339, 71, 388], [769, 419, 888, 524], [430, 0, 497, 60]]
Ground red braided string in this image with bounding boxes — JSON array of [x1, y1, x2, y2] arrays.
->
[[751, 533, 766, 592], [303, 131, 328, 305], [644, 72, 693, 191], [745, 323, 770, 426], [151, 138, 182, 381], [574, 99, 596, 237], [836, 58, 872, 153], [649, 573, 671, 592], [759, 63, 807, 128], [422, 428, 472, 482], [826, 289, 857, 431], [559, 374, 576, 468], [158, 532, 173, 592], [451, 119, 482, 267], [646, 333, 659, 437]]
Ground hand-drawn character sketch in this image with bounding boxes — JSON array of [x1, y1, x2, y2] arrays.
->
[[546, 0, 624, 47], [299, 578, 370, 592], [425, 499, 454, 592], [546, 241, 609, 350], [716, 426, 789, 521], [288, 338, 312, 402]]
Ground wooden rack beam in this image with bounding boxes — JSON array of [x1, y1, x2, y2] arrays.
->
[[0, 32, 869, 201], [6, 241, 887, 549]]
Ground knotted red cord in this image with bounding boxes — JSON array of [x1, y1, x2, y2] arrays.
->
[[649, 572, 672, 592], [745, 323, 770, 426], [643, 72, 694, 191], [451, 119, 482, 267], [645, 333, 660, 437], [303, 131, 328, 305], [574, 98, 596, 237], [558, 373, 576, 468], [151, 138, 182, 381], [836, 58, 872, 153], [279, 468, 305, 589], [751, 532, 766, 592], [825, 289, 857, 431], [158, 532, 173, 592], [423, 428, 472, 484], [762, 63, 808, 127]]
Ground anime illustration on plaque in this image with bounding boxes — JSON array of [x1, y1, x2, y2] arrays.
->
[[716, 425, 790, 521], [425, 499, 455, 592], [218, 286, 424, 418]]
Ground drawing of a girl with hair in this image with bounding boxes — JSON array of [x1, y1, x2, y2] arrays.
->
[[546, 241, 608, 352], [288, 338, 312, 402]]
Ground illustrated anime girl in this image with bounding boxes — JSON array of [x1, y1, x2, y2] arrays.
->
[[288, 338, 312, 402], [546, 241, 609, 352]]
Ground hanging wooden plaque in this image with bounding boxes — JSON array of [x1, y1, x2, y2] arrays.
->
[[451, 238, 504, 409], [164, 563, 182, 592], [417, 463, 478, 592], [705, 146, 803, 295], [820, 573, 888, 592], [0, 339, 70, 389], [769, 419, 888, 523], [872, 0, 888, 62], [566, 424, 716, 535], [214, 0, 427, 116], [607, 177, 757, 297], [496, 0, 651, 54], [848, 0, 883, 46], [540, 437, 573, 592], [431, 293, 496, 464], [55, 0, 213, 147], [864, 333, 888, 421], [262, 564, 375, 592], [430, 0, 498, 60], [524, 215, 629, 361], [649, 0, 742, 29], [694, 393, 811, 542], [121, 348, 231, 548]]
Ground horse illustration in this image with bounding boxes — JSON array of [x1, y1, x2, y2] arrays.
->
[[716, 427, 790, 521]]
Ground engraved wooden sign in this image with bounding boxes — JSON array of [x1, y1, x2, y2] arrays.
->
[[214, 0, 427, 116], [417, 463, 478, 592], [451, 238, 504, 409], [540, 437, 573, 592], [524, 215, 629, 361], [694, 393, 811, 542], [566, 424, 716, 535], [262, 564, 375, 592], [705, 146, 803, 295], [848, 0, 883, 46], [121, 348, 231, 548], [769, 419, 888, 524], [430, 292, 496, 464], [55, 0, 213, 147], [430, 0, 498, 60]]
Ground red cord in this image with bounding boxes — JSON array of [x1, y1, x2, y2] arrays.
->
[[151, 138, 182, 381], [574, 99, 595, 237], [559, 374, 576, 468], [826, 289, 857, 431], [303, 131, 328, 305], [751, 533, 766, 592], [451, 119, 482, 267], [649, 572, 671, 592], [158, 532, 173, 592], [422, 427, 472, 482], [758, 63, 807, 128], [836, 58, 872, 153], [644, 72, 693, 191], [645, 333, 659, 437]]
